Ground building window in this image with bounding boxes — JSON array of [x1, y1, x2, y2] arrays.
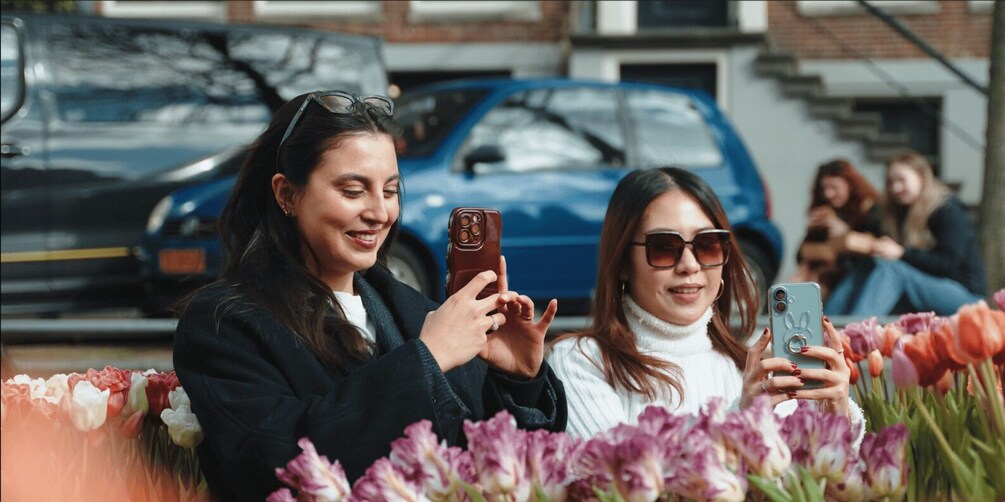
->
[[253, 1, 381, 20], [796, 1, 939, 17], [854, 98, 942, 174], [408, 1, 540, 23], [637, 0, 731, 29], [99, 1, 226, 20], [621, 63, 718, 104]]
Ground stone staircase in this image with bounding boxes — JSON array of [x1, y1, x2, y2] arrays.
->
[[753, 51, 911, 164]]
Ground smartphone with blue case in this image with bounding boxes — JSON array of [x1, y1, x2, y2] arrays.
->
[[769, 282, 825, 388]]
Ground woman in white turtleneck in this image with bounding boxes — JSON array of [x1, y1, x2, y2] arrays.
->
[[547, 167, 860, 439]]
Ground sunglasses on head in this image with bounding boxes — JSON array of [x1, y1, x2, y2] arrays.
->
[[631, 229, 731, 269], [276, 90, 394, 173]]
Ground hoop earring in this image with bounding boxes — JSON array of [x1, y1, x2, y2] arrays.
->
[[621, 281, 628, 298], [714, 279, 724, 301]]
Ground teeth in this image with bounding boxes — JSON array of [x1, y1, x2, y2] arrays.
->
[[670, 287, 700, 294], [350, 233, 376, 242]]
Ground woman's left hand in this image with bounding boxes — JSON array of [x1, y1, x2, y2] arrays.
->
[[791, 317, 851, 416], [872, 236, 904, 259], [479, 256, 559, 378]]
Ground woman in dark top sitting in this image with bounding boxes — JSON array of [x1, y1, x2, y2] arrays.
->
[[825, 150, 986, 315], [791, 159, 881, 301], [172, 91, 566, 500]]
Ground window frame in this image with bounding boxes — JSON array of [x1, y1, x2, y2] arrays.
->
[[0, 19, 26, 124]]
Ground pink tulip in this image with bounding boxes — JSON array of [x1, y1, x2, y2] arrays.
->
[[896, 311, 945, 335], [524, 429, 581, 501], [993, 289, 1004, 311], [389, 420, 473, 499], [664, 427, 746, 502], [860, 424, 910, 500], [265, 488, 297, 502], [463, 411, 530, 499], [843, 317, 880, 362], [890, 338, 920, 389], [781, 401, 854, 484], [352, 458, 425, 502], [826, 460, 866, 502], [274, 437, 351, 502], [867, 350, 884, 378], [720, 395, 791, 479]]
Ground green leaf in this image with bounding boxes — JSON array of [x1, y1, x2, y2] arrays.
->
[[458, 480, 486, 502], [747, 474, 792, 502]]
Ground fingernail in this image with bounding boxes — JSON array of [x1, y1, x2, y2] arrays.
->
[[793, 369, 802, 376], [800, 346, 809, 353], [762, 327, 769, 336], [788, 391, 797, 398], [823, 315, 831, 323], [790, 363, 798, 369]]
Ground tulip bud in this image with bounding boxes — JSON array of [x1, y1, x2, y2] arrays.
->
[[122, 409, 144, 439], [867, 350, 884, 378], [848, 358, 860, 385], [890, 342, 919, 389], [160, 405, 203, 448], [69, 381, 110, 432]]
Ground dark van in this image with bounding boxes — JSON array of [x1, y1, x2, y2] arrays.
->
[[0, 13, 386, 315]]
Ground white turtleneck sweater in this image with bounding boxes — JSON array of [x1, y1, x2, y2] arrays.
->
[[547, 296, 863, 441]]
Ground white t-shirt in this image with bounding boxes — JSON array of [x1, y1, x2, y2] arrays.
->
[[333, 290, 377, 347]]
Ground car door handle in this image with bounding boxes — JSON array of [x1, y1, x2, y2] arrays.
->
[[0, 143, 31, 158]]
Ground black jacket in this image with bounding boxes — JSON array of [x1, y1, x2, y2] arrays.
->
[[174, 265, 567, 500], [901, 196, 986, 295]]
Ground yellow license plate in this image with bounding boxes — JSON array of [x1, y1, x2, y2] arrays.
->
[[158, 249, 207, 275]]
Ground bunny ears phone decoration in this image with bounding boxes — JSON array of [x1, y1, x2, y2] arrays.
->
[[769, 282, 825, 388]]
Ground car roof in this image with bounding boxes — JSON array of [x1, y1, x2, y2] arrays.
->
[[405, 77, 715, 104]]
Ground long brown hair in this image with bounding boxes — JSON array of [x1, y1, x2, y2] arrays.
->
[[551, 167, 759, 402], [881, 150, 949, 249], [185, 92, 402, 368], [809, 159, 879, 229]]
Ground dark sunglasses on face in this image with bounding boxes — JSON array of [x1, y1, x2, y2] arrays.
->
[[276, 90, 395, 173], [631, 229, 731, 269]]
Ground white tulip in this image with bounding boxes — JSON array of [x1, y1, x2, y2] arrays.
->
[[161, 405, 204, 449], [124, 371, 150, 416], [69, 381, 110, 432]]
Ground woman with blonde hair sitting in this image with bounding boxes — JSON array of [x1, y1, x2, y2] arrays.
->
[[825, 150, 986, 315]]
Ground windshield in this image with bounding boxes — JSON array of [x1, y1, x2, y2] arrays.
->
[[394, 88, 489, 158]]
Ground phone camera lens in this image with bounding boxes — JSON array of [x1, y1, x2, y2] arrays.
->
[[773, 288, 786, 301], [774, 301, 786, 314], [459, 215, 471, 226], [470, 223, 481, 236], [459, 230, 470, 243]]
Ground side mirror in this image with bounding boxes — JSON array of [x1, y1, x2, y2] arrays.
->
[[462, 144, 505, 173]]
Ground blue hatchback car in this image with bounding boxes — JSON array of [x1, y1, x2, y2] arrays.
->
[[140, 78, 782, 314]]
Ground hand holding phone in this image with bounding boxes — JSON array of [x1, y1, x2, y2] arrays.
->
[[769, 282, 825, 388], [445, 207, 502, 299]]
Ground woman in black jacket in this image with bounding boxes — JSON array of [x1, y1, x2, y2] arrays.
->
[[173, 91, 566, 500], [825, 150, 986, 315]]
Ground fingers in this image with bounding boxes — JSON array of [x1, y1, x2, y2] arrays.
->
[[539, 299, 558, 326], [747, 327, 771, 367], [498, 255, 508, 293], [458, 270, 499, 299], [485, 311, 507, 333]]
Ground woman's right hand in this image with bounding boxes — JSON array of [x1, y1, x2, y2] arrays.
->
[[740, 327, 802, 409], [419, 270, 511, 373]]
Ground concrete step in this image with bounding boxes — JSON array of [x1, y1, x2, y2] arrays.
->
[[836, 112, 883, 141], [780, 74, 825, 98], [753, 51, 797, 77], [807, 96, 854, 120]]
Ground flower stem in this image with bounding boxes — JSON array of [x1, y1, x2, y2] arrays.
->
[[977, 359, 1005, 438], [906, 389, 975, 498]]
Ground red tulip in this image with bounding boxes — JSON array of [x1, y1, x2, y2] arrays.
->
[[931, 321, 968, 372], [901, 331, 947, 388], [145, 371, 180, 418], [848, 357, 861, 385], [121, 410, 145, 439]]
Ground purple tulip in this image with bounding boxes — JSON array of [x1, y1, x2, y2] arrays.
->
[[890, 338, 920, 389], [780, 401, 854, 483], [895, 311, 945, 335], [351, 458, 427, 502], [844, 317, 880, 356], [274, 437, 351, 502], [463, 411, 530, 499], [664, 427, 746, 502], [719, 395, 791, 479], [860, 423, 910, 500], [994, 289, 1004, 311], [389, 420, 474, 499], [826, 460, 866, 502], [524, 429, 582, 501]]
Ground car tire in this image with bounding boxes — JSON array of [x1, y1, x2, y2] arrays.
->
[[387, 244, 433, 297], [738, 240, 776, 312]]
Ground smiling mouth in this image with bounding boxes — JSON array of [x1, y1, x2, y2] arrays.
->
[[347, 232, 378, 243], [669, 286, 703, 294]]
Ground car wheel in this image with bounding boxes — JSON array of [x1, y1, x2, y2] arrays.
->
[[387, 244, 433, 296], [738, 240, 776, 312]]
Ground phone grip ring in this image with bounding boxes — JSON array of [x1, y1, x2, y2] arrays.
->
[[786, 334, 809, 354]]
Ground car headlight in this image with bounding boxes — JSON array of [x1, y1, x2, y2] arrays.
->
[[146, 195, 174, 234]]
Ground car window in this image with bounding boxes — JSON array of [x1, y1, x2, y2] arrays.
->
[[45, 21, 385, 124], [0, 23, 22, 121], [626, 89, 723, 168], [463, 87, 625, 173], [394, 89, 489, 159]]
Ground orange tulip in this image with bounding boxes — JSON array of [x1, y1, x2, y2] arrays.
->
[[955, 304, 1005, 364], [902, 331, 947, 388], [932, 321, 967, 372], [868, 350, 884, 378], [848, 357, 861, 385], [879, 325, 903, 357], [934, 370, 954, 395]]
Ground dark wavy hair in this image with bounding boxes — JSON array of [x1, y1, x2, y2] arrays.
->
[[809, 159, 879, 230], [192, 91, 402, 368], [551, 167, 759, 402]]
